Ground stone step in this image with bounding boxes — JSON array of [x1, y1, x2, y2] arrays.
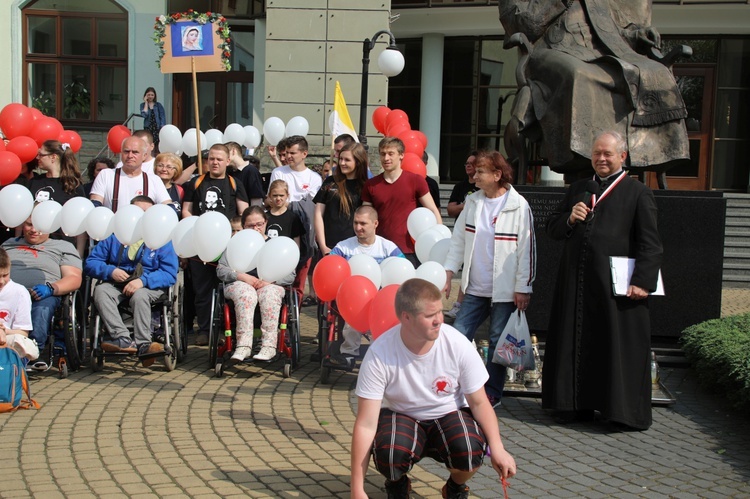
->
[[723, 263, 750, 276], [723, 255, 750, 267]]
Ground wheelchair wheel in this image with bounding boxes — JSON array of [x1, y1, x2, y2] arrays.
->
[[58, 358, 68, 379], [207, 288, 221, 369], [172, 282, 186, 363], [163, 344, 177, 372], [91, 352, 104, 372], [287, 290, 301, 370], [283, 362, 292, 378], [62, 292, 82, 372], [319, 305, 335, 385]]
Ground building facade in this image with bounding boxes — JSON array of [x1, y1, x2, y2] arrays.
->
[[2, 0, 749, 191]]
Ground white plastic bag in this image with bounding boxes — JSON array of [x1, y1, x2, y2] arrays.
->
[[492, 310, 535, 371]]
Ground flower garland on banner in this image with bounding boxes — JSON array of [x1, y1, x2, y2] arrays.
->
[[152, 10, 232, 71]]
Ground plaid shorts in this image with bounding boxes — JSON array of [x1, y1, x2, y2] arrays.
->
[[372, 407, 487, 481]]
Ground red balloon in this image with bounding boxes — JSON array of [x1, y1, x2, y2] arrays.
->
[[29, 117, 64, 147], [29, 107, 44, 121], [6, 136, 38, 164], [313, 255, 351, 302], [336, 275, 377, 333], [372, 106, 391, 134], [385, 109, 409, 131], [368, 284, 400, 340], [414, 130, 428, 148], [0, 141, 5, 152], [402, 152, 426, 177], [58, 130, 83, 153], [0, 151, 22, 186], [387, 121, 411, 138], [107, 125, 132, 154], [402, 137, 425, 159], [0, 104, 34, 140]]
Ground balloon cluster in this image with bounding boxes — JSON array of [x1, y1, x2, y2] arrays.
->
[[0, 185, 299, 282], [262, 116, 310, 146], [372, 107, 429, 177], [0, 103, 82, 186], [311, 208, 453, 339]]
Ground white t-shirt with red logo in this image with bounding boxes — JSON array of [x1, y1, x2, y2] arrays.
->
[[0, 279, 33, 332], [356, 323, 488, 420], [268, 165, 322, 202]]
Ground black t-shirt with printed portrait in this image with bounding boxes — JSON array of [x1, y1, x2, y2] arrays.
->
[[266, 209, 303, 241], [183, 174, 248, 219], [29, 175, 86, 206]]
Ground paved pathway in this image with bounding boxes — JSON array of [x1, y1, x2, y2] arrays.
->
[[1, 289, 749, 498]]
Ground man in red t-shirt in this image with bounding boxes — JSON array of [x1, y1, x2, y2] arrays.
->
[[362, 137, 442, 266]]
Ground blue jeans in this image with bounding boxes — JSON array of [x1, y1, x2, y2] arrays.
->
[[452, 294, 515, 400], [30, 296, 61, 351]]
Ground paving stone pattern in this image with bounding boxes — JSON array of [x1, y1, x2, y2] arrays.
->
[[1, 289, 749, 498]]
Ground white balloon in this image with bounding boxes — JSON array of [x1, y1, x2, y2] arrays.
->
[[428, 238, 452, 265], [182, 128, 208, 157], [60, 197, 94, 237], [415, 228, 445, 265], [285, 116, 309, 138], [224, 123, 245, 144], [171, 216, 199, 258], [407, 207, 437, 240], [416, 261, 447, 291], [0, 184, 34, 228], [243, 125, 261, 149], [113, 204, 145, 245], [86, 206, 115, 241], [204, 129, 224, 148], [159, 124, 182, 154], [381, 258, 416, 287], [194, 212, 232, 262], [263, 117, 286, 146], [379, 256, 399, 270], [31, 200, 63, 234], [427, 224, 452, 239], [256, 236, 300, 283], [141, 204, 179, 250], [349, 254, 382, 289], [226, 229, 266, 273]]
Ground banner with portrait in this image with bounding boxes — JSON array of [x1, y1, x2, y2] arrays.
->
[[153, 12, 231, 74]]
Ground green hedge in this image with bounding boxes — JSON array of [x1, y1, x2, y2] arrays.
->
[[681, 313, 750, 411]]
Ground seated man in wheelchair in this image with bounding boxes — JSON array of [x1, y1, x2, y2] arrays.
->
[[328, 205, 403, 366], [84, 195, 178, 367], [2, 215, 82, 370], [216, 206, 295, 363]]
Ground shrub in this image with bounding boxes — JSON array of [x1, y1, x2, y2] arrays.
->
[[681, 313, 750, 411]]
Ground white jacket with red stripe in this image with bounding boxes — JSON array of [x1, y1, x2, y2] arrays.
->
[[444, 185, 536, 302]]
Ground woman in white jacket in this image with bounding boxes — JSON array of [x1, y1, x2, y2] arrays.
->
[[444, 150, 536, 407]]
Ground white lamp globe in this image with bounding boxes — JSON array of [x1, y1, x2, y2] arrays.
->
[[378, 47, 405, 78]]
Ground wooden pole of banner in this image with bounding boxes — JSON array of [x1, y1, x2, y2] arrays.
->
[[191, 57, 203, 175]]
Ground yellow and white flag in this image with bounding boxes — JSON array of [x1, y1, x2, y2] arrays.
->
[[328, 81, 359, 142]]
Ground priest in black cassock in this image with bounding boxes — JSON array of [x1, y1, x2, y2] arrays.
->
[[542, 131, 663, 430]]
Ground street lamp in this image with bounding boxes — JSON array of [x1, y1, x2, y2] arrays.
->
[[358, 30, 405, 147]]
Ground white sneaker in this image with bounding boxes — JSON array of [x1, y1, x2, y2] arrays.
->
[[253, 346, 276, 361], [231, 346, 252, 362], [445, 302, 462, 319]]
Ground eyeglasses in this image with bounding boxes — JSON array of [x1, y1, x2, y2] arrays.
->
[[37, 152, 54, 158], [155, 163, 177, 170], [244, 222, 266, 229]]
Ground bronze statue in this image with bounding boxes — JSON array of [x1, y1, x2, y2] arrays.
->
[[500, 0, 690, 181]]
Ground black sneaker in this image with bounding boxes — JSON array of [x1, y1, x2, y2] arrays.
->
[[441, 477, 470, 499], [385, 475, 411, 499], [327, 353, 355, 367]]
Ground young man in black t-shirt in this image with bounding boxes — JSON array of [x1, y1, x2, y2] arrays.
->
[[182, 144, 249, 346]]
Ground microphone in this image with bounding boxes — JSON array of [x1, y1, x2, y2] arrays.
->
[[584, 180, 599, 210]]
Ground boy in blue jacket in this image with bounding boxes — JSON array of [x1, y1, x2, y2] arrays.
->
[[85, 196, 179, 366]]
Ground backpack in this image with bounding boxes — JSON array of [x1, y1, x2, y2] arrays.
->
[[0, 347, 41, 413]]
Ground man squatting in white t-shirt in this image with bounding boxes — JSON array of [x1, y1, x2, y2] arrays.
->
[[328, 205, 404, 364], [351, 278, 516, 499]]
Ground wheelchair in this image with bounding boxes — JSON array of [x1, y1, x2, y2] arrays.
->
[[88, 280, 184, 372], [317, 300, 370, 384], [30, 290, 87, 379], [209, 283, 301, 378]]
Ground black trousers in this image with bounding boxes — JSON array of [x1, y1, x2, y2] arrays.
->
[[189, 259, 218, 335]]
